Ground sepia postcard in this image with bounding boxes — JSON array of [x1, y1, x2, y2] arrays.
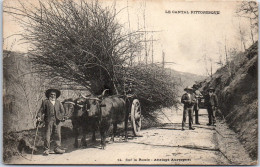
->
[[2, 0, 258, 165]]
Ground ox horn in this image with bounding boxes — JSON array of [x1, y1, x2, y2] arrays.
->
[[88, 97, 102, 102], [64, 101, 75, 105], [80, 94, 91, 99], [99, 89, 109, 98], [80, 95, 102, 102]]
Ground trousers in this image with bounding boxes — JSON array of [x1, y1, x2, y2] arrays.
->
[[182, 107, 193, 128], [207, 106, 216, 124], [193, 104, 199, 124], [44, 117, 61, 150]]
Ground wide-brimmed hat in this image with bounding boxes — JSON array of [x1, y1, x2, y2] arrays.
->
[[208, 87, 215, 92], [184, 86, 193, 91], [45, 89, 61, 98], [192, 84, 198, 89]]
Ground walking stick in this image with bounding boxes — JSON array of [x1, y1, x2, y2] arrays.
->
[[31, 122, 40, 160]]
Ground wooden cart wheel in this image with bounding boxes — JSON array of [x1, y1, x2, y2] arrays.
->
[[131, 99, 142, 136]]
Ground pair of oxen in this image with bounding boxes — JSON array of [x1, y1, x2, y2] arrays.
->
[[62, 90, 132, 149]]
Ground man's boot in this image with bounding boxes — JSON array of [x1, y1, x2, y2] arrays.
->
[[54, 147, 65, 154], [43, 149, 49, 156]]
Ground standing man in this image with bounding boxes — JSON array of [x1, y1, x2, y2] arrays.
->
[[204, 87, 218, 126], [192, 84, 203, 125], [181, 86, 196, 130], [36, 88, 66, 155]]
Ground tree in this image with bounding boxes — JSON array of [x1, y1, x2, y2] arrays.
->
[[5, 0, 143, 95], [236, 1, 258, 45]]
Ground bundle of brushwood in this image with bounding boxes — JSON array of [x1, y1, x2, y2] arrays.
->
[[115, 63, 180, 114]]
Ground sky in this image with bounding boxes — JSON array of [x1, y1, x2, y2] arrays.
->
[[3, 0, 257, 76]]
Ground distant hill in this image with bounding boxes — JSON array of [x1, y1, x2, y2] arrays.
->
[[164, 68, 207, 96]]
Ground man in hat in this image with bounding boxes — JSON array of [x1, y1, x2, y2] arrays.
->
[[204, 87, 218, 126], [181, 86, 196, 130], [192, 84, 203, 125], [36, 88, 66, 155]]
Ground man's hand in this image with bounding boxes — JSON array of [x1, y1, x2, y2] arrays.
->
[[36, 117, 43, 127], [36, 116, 42, 122]]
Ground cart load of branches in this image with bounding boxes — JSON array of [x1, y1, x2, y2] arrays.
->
[[5, 0, 180, 114], [115, 64, 180, 114]]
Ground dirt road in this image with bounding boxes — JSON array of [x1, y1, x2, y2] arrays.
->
[[9, 108, 253, 165]]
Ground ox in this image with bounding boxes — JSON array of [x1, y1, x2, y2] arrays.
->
[[81, 90, 130, 149], [62, 97, 97, 148]]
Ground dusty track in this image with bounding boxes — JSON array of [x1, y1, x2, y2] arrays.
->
[[8, 108, 253, 165]]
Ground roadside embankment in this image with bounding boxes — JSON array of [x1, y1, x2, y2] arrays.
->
[[215, 119, 255, 165], [201, 42, 258, 160]]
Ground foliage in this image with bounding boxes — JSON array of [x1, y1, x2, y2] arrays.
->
[[236, 1, 258, 30], [236, 1, 258, 45], [5, 0, 143, 94]]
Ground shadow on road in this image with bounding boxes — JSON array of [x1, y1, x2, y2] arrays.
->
[[157, 123, 216, 131], [192, 125, 216, 131], [127, 141, 219, 152], [157, 127, 183, 131]]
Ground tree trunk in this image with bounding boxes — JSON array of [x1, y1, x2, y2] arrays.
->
[[250, 18, 255, 45]]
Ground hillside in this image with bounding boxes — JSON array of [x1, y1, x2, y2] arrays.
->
[[165, 68, 207, 96], [199, 42, 258, 160]]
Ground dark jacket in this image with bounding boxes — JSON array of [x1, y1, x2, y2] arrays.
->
[[37, 99, 65, 122], [181, 93, 196, 108], [205, 93, 218, 107]]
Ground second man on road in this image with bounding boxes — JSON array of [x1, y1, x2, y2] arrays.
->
[[181, 86, 196, 131]]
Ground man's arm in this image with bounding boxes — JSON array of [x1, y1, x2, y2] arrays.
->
[[214, 94, 219, 107], [36, 100, 45, 121], [60, 101, 65, 115], [59, 101, 67, 121], [204, 95, 209, 107], [181, 94, 189, 104]]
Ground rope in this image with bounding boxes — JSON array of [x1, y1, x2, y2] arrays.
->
[[159, 109, 175, 124]]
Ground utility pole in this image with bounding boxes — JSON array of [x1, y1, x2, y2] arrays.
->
[[224, 36, 228, 64], [238, 19, 246, 51], [162, 50, 165, 68], [151, 31, 154, 64], [137, 15, 141, 64], [143, 0, 147, 67], [127, 0, 133, 66]]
